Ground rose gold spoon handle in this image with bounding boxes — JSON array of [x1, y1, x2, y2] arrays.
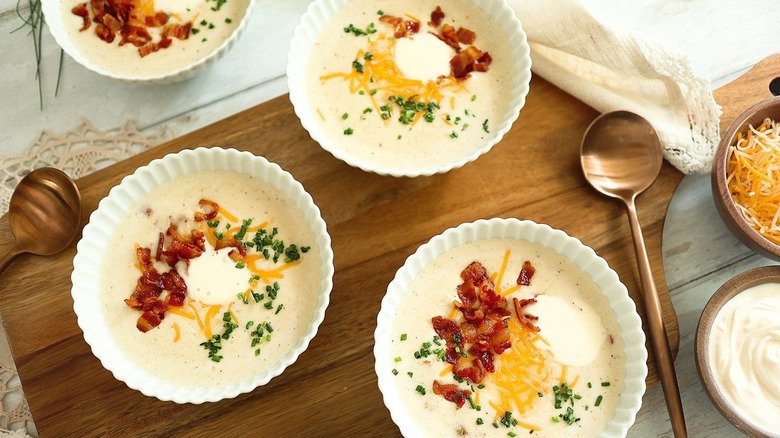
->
[[625, 196, 686, 438], [581, 111, 686, 437]]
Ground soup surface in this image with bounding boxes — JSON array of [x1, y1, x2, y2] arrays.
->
[[388, 238, 625, 437], [307, 0, 515, 172], [100, 170, 321, 388]]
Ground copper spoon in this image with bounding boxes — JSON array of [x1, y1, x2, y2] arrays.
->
[[580, 111, 687, 437], [0, 168, 82, 274]]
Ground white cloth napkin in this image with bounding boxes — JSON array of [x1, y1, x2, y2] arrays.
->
[[509, 0, 729, 174]]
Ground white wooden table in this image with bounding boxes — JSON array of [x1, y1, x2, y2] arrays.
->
[[2, 0, 779, 436]]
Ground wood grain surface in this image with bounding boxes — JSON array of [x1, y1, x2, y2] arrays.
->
[[0, 72, 687, 437]]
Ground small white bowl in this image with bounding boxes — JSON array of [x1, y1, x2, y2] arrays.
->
[[374, 218, 647, 437], [42, 0, 254, 83], [287, 0, 532, 177], [71, 147, 334, 403]]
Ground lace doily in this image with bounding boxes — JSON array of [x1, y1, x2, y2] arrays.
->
[[0, 120, 173, 215], [0, 120, 172, 437]]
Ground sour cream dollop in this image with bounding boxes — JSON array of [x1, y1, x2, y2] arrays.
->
[[394, 33, 454, 82], [527, 295, 606, 367], [177, 241, 249, 305], [709, 282, 780, 434]]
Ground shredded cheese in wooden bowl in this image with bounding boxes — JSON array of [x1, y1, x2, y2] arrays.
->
[[726, 118, 780, 245]]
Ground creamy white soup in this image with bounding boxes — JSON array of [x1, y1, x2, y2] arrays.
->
[[389, 239, 625, 437], [62, 0, 248, 77], [99, 170, 321, 388], [307, 0, 515, 172]]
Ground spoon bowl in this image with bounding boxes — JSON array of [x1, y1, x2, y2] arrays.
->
[[581, 110, 687, 437], [580, 111, 663, 200], [0, 168, 82, 273]]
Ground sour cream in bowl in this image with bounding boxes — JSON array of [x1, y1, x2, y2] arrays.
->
[[42, 0, 254, 82], [696, 265, 780, 437], [374, 218, 647, 437], [71, 147, 334, 403], [287, 0, 532, 177]]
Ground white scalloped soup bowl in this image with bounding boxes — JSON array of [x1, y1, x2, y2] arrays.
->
[[287, 0, 532, 177], [42, 0, 254, 83], [374, 218, 647, 437], [71, 147, 334, 403]]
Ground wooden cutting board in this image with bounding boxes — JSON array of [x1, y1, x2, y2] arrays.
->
[[0, 56, 776, 436]]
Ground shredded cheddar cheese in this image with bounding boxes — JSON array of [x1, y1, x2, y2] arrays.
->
[[320, 31, 470, 126], [172, 322, 181, 342], [488, 318, 553, 418], [727, 118, 780, 244]]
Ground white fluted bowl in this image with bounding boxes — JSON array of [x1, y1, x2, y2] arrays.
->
[[42, 0, 254, 83], [287, 0, 532, 177], [71, 147, 334, 403], [374, 218, 647, 436]]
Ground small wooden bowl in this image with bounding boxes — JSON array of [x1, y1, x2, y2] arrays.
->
[[712, 96, 780, 261], [695, 265, 780, 438]]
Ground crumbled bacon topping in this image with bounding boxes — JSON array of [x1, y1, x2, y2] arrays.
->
[[429, 260, 542, 407], [71, 3, 90, 31], [379, 14, 420, 38], [425, 6, 492, 80], [124, 222, 205, 332], [430, 6, 444, 27], [517, 260, 535, 286], [513, 297, 540, 332], [124, 245, 191, 332], [71, 0, 191, 57], [432, 261, 511, 386], [432, 380, 471, 408]]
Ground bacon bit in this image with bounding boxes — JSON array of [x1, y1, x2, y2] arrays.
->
[[102, 13, 123, 32], [144, 11, 168, 28], [72, 3, 91, 31], [162, 22, 192, 40], [155, 232, 165, 261], [195, 199, 219, 221], [517, 260, 535, 286], [432, 380, 471, 408], [450, 45, 489, 79], [138, 42, 159, 57], [120, 25, 153, 47], [513, 297, 540, 332], [430, 6, 444, 27], [436, 24, 461, 51], [456, 27, 476, 45], [379, 14, 420, 38], [95, 24, 116, 44], [215, 238, 247, 258]]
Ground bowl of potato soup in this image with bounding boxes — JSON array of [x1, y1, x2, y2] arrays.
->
[[42, 0, 254, 82], [71, 147, 334, 403], [287, 0, 532, 177], [374, 218, 647, 437]]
